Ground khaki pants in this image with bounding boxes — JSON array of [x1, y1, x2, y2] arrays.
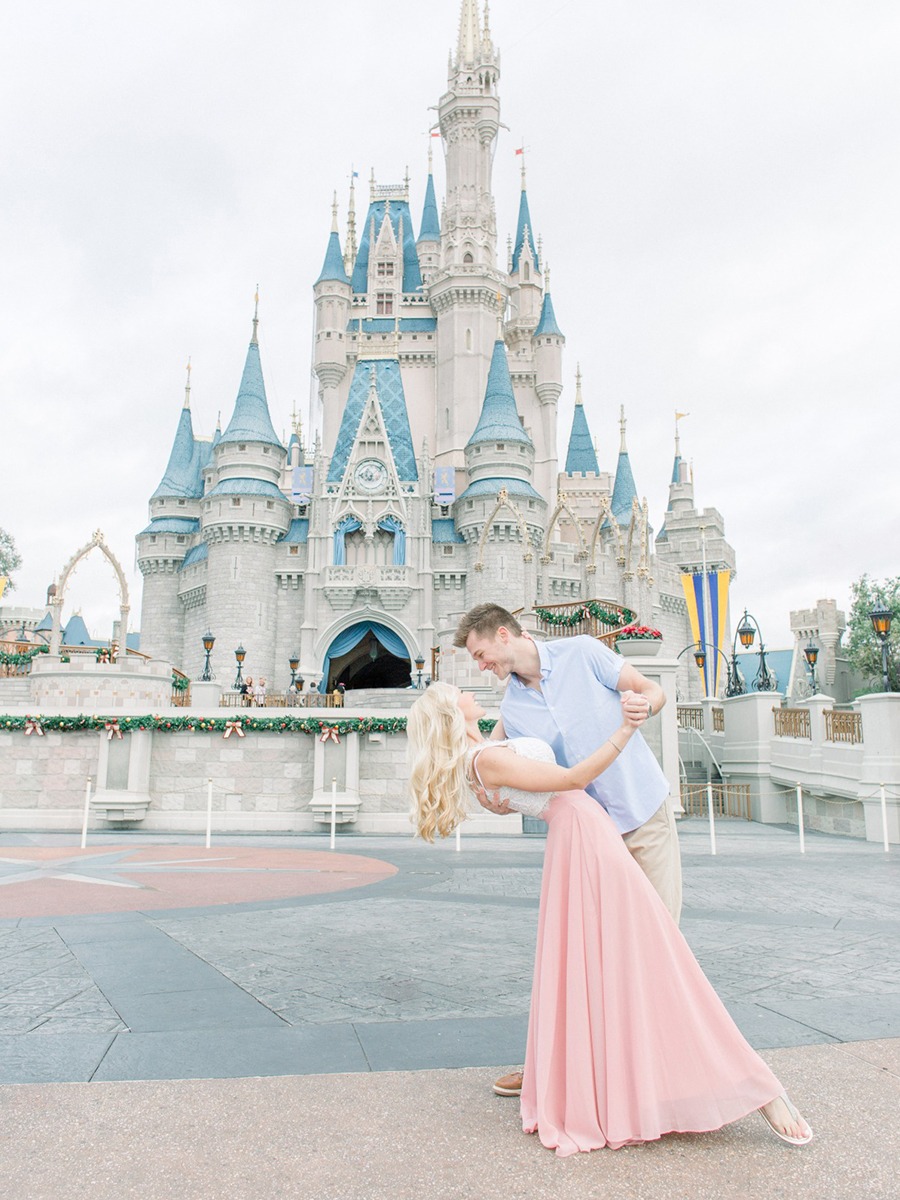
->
[[621, 798, 683, 924]]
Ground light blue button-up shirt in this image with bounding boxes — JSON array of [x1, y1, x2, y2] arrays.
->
[[499, 635, 668, 834]]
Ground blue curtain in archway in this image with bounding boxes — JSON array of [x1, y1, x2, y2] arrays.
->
[[319, 621, 410, 691], [333, 516, 361, 565], [377, 515, 406, 565]]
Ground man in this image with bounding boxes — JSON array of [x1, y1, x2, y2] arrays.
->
[[454, 602, 682, 1097]]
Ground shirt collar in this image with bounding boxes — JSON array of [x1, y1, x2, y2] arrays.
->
[[509, 637, 552, 688]]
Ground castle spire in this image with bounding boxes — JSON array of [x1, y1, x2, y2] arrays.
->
[[467, 338, 533, 448], [251, 287, 259, 345], [611, 405, 638, 523], [152, 375, 201, 499], [345, 171, 358, 275], [511, 164, 539, 274], [316, 195, 351, 284], [219, 305, 283, 450], [534, 263, 563, 336], [564, 364, 600, 475], [418, 155, 441, 243], [457, 0, 480, 65]]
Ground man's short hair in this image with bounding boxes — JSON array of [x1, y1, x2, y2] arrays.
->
[[453, 603, 523, 648]]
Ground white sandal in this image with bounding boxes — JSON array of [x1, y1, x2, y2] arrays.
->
[[760, 1093, 813, 1146]]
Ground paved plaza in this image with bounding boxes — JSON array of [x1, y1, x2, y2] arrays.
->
[[0, 819, 897, 1198]]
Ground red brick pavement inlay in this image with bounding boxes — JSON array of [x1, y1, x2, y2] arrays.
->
[[0, 846, 398, 918]]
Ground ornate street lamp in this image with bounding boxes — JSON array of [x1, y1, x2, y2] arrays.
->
[[200, 630, 215, 682], [415, 655, 425, 689], [728, 609, 773, 694], [803, 640, 819, 694], [289, 655, 300, 690], [869, 605, 893, 692], [678, 641, 732, 698], [234, 644, 246, 691]]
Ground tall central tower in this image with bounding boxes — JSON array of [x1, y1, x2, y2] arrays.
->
[[430, 0, 507, 475]]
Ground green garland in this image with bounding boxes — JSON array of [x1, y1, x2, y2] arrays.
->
[[1, 712, 498, 736], [0, 645, 50, 668], [533, 601, 636, 628]]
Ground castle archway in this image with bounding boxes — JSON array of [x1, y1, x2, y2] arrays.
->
[[319, 620, 413, 691]]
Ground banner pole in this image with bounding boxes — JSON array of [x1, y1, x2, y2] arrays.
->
[[706, 780, 717, 855], [80, 777, 92, 849]]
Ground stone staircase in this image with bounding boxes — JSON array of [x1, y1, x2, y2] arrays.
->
[[0, 678, 32, 707]]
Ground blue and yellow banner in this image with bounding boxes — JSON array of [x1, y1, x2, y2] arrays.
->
[[681, 570, 731, 695]]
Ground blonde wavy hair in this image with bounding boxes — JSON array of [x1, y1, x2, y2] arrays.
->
[[407, 682, 472, 841]]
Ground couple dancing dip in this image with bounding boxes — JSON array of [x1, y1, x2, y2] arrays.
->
[[408, 603, 812, 1158]]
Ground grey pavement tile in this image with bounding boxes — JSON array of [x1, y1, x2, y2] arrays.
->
[[719, 1000, 839, 1049], [91, 1024, 368, 1081], [761, 994, 900, 1043], [0, 1032, 114, 1083], [109, 984, 286, 1033], [355, 1013, 529, 1071]]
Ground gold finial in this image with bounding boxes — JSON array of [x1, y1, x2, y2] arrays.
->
[[183, 357, 192, 408], [331, 191, 339, 232], [619, 404, 628, 453], [575, 363, 583, 404], [252, 287, 259, 344]]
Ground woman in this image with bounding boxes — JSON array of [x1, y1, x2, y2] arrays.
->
[[407, 682, 812, 1157]]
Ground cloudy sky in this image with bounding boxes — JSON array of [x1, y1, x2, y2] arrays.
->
[[1, 0, 897, 651]]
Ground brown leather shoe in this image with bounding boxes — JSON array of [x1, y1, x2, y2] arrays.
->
[[492, 1070, 523, 1097]]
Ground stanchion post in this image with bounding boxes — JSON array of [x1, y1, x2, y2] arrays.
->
[[795, 784, 805, 854], [880, 784, 890, 853], [80, 777, 92, 849], [330, 776, 337, 850], [455, 823, 461, 853], [706, 781, 717, 856], [205, 778, 213, 849]]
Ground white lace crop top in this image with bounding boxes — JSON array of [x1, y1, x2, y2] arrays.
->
[[467, 737, 557, 819]]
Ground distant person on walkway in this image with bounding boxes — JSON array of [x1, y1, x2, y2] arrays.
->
[[407, 682, 813, 1157], [241, 677, 253, 707], [254, 677, 267, 708]]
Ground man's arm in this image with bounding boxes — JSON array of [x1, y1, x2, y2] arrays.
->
[[616, 661, 666, 727]]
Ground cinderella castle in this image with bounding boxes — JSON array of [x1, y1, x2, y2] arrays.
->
[[136, 0, 735, 695]]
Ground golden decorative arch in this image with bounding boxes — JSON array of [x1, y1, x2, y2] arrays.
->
[[50, 530, 130, 656], [542, 491, 588, 562], [473, 487, 535, 571], [586, 497, 625, 569]]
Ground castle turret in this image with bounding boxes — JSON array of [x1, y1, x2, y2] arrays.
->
[[136, 363, 203, 665], [507, 160, 543, 337], [314, 197, 353, 457], [416, 145, 441, 285], [564, 366, 600, 477], [611, 406, 639, 525], [531, 264, 565, 500], [202, 305, 290, 682]]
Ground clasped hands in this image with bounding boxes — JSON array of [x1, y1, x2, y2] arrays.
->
[[475, 692, 650, 815]]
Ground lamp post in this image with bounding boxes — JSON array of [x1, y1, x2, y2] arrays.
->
[[869, 605, 893, 692], [289, 655, 299, 691], [727, 609, 773, 695], [234, 644, 246, 691], [200, 631, 215, 681], [677, 641, 733, 698], [803, 641, 819, 694], [414, 655, 425, 689]]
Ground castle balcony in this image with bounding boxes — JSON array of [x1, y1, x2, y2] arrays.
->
[[322, 564, 413, 611], [529, 599, 635, 647]]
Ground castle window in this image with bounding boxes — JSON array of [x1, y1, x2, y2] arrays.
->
[[232, 498, 241, 507], [523, 262, 530, 281], [238, 443, 246, 451], [497, 443, 505, 450], [149, 536, 157, 544], [266, 500, 275, 510], [176, 535, 186, 544], [465, 328, 472, 351], [177, 499, 185, 507], [376, 261, 394, 277], [463, 252, 474, 265], [289, 545, 299, 556], [443, 545, 453, 555], [376, 293, 393, 315], [263, 447, 270, 454]]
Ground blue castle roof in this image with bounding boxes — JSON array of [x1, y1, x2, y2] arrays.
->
[[467, 340, 532, 447], [140, 517, 201, 535], [534, 291, 563, 337], [180, 543, 208, 568], [327, 358, 418, 484], [418, 173, 441, 242], [206, 477, 287, 499], [316, 229, 350, 285], [350, 199, 424, 294], [280, 518, 310, 544], [432, 518, 465, 543], [511, 189, 539, 274], [564, 405, 599, 475], [611, 451, 638, 523], [457, 477, 543, 503], [219, 340, 284, 450], [152, 407, 203, 500]]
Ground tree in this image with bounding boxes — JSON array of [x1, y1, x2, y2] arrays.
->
[[845, 574, 900, 693], [0, 528, 22, 594]]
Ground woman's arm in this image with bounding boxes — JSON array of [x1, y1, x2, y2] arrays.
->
[[474, 720, 638, 795]]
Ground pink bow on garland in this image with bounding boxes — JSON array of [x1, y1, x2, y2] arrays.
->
[[24, 719, 44, 736], [104, 721, 123, 740], [223, 721, 245, 739], [319, 725, 341, 744]]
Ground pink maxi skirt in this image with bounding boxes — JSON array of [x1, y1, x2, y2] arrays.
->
[[520, 791, 782, 1156]]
